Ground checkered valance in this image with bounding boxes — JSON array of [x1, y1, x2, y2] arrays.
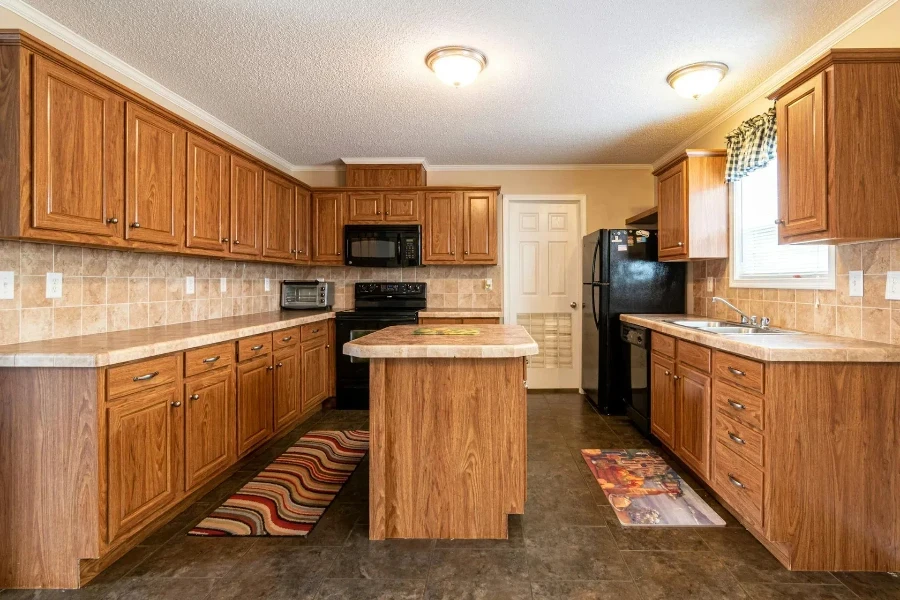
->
[[724, 107, 777, 182]]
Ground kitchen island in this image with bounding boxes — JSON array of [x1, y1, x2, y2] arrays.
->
[[343, 324, 538, 540]]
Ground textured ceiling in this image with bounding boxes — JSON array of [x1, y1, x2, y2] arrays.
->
[[21, 0, 871, 165]]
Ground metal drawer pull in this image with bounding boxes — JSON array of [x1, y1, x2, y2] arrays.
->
[[107, 217, 119, 224], [728, 432, 745, 445], [202, 356, 220, 363], [132, 371, 159, 382], [727, 367, 746, 377], [131, 222, 141, 228], [282, 336, 293, 342], [276, 362, 283, 368], [251, 344, 264, 351], [727, 399, 745, 410], [171, 400, 182, 408], [189, 394, 200, 401], [728, 474, 745, 489]]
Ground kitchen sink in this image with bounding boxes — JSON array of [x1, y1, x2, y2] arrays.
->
[[664, 319, 799, 335]]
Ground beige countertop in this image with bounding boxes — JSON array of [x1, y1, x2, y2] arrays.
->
[[622, 314, 900, 363], [343, 324, 538, 359], [0, 310, 334, 368], [417, 308, 503, 319]]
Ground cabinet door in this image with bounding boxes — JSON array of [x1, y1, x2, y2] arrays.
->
[[295, 188, 310, 262], [657, 162, 688, 259], [650, 354, 676, 448], [384, 192, 420, 222], [236, 355, 274, 456], [184, 370, 235, 492], [107, 386, 182, 541], [675, 363, 711, 480], [273, 346, 300, 431], [230, 155, 263, 257], [776, 71, 828, 240], [424, 191, 459, 263], [262, 171, 295, 260], [348, 192, 383, 222], [301, 339, 328, 412], [461, 191, 497, 263], [186, 134, 229, 252], [32, 55, 124, 238], [125, 103, 185, 246], [311, 192, 345, 263]]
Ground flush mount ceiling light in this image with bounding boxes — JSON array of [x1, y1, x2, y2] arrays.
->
[[425, 46, 487, 87], [666, 61, 729, 99]]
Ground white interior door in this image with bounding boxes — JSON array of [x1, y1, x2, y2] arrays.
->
[[507, 201, 581, 389]]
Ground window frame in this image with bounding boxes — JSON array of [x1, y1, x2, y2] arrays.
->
[[729, 166, 835, 290]]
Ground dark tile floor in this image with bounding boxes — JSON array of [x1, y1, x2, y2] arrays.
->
[[3, 392, 900, 599]]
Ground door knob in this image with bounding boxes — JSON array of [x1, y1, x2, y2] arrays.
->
[[570, 301, 577, 309]]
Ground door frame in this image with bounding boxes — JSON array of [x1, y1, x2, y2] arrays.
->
[[502, 194, 587, 389]]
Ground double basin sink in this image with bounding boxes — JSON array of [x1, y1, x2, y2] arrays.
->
[[664, 319, 800, 335]]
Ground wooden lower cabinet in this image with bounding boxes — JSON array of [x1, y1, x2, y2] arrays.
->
[[649, 353, 675, 447], [302, 338, 329, 411], [273, 346, 300, 431], [236, 354, 274, 456], [674, 363, 711, 480], [184, 369, 235, 492], [106, 385, 183, 542]]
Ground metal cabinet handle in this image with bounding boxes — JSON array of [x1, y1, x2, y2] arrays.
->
[[131, 222, 141, 228], [450, 250, 455, 255], [465, 250, 469, 255], [337, 251, 341, 255], [266, 365, 274, 371], [386, 211, 390, 215], [234, 240, 241, 245], [171, 400, 182, 407], [774, 219, 785, 225], [276, 362, 283, 368], [282, 336, 293, 342], [728, 432, 745, 445], [664, 370, 671, 376], [202, 356, 220, 363], [728, 474, 745, 489], [133, 371, 159, 382], [312, 328, 320, 333], [107, 217, 119, 224], [727, 399, 745, 410], [222, 237, 229, 243], [326, 344, 330, 349], [376, 210, 381, 215], [298, 249, 304, 254], [251, 344, 263, 351], [676, 241, 684, 246], [672, 375, 681, 381], [189, 394, 200, 401], [727, 367, 746, 377]]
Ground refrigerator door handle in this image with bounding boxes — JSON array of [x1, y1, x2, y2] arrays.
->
[[591, 239, 600, 283], [591, 285, 600, 328]]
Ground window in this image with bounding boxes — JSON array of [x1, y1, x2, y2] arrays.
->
[[731, 160, 834, 289]]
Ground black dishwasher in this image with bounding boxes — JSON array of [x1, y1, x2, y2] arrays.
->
[[620, 322, 653, 438]]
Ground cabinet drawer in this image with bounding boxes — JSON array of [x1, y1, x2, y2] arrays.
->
[[714, 381, 764, 431], [714, 412, 764, 468], [677, 340, 711, 372], [108, 355, 179, 399], [713, 352, 765, 394], [274, 327, 300, 349], [238, 333, 273, 361], [184, 342, 235, 378], [652, 332, 675, 358], [301, 322, 327, 342], [714, 442, 765, 529]]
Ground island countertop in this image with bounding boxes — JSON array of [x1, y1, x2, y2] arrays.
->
[[343, 324, 538, 359]]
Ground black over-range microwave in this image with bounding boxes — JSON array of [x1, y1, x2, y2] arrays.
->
[[344, 224, 422, 268]]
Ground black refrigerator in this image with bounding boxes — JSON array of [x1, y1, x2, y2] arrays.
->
[[582, 229, 685, 414]]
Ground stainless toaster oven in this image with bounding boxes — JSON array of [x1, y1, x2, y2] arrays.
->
[[281, 281, 335, 309]]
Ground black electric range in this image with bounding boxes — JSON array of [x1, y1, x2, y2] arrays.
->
[[334, 282, 426, 409]]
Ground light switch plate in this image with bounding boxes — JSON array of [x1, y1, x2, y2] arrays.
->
[[46, 272, 62, 299], [484, 278, 493, 291], [887, 272, 900, 300], [848, 270, 863, 297], [185, 276, 195, 295], [264, 278, 270, 292], [0, 271, 14, 300], [220, 277, 227, 293], [707, 277, 714, 292]]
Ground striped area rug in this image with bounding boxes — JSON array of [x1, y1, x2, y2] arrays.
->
[[189, 430, 369, 536]]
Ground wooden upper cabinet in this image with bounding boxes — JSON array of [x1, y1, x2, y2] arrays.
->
[[311, 192, 345, 263], [32, 55, 124, 238], [229, 155, 263, 257], [424, 191, 459, 263], [295, 188, 310, 262], [770, 51, 900, 243], [186, 133, 229, 253], [125, 103, 185, 247], [262, 171, 295, 260], [653, 150, 727, 262], [384, 192, 421, 222], [675, 363, 712, 480], [348, 192, 383, 222], [461, 191, 497, 262], [184, 369, 235, 492], [345, 164, 425, 187]]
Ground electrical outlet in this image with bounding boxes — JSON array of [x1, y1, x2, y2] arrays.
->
[[264, 278, 271, 292], [185, 276, 195, 295], [849, 270, 863, 297], [484, 278, 493, 291], [0, 271, 14, 300], [707, 277, 714, 293], [887, 272, 900, 301], [220, 277, 227, 293], [46, 272, 62, 299]]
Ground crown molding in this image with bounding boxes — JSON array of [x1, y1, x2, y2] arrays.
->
[[0, 0, 295, 172], [340, 157, 430, 168], [426, 164, 653, 172], [293, 165, 345, 172], [651, 0, 898, 172]]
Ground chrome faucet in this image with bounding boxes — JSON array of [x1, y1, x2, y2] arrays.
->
[[711, 297, 756, 326]]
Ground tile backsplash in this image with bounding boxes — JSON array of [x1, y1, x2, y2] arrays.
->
[[0, 240, 501, 346], [692, 239, 900, 345]]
